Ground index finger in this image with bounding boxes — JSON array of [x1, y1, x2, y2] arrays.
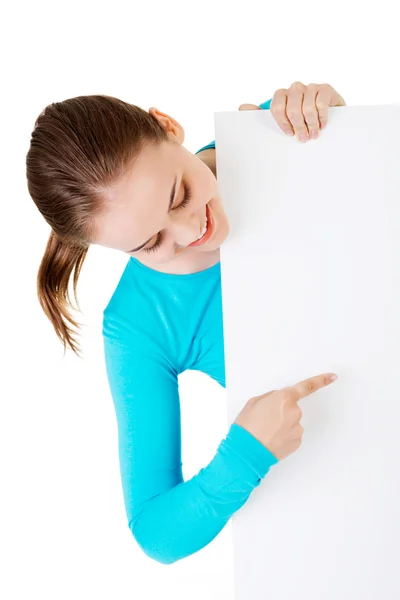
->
[[289, 373, 338, 402]]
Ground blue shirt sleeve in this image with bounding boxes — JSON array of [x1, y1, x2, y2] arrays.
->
[[194, 98, 272, 155], [103, 310, 278, 565]]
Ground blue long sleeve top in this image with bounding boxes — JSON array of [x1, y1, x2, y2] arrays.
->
[[102, 98, 277, 565]]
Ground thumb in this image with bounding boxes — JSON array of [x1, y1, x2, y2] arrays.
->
[[238, 103, 262, 111]]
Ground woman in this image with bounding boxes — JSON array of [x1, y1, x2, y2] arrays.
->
[[25, 81, 343, 564]]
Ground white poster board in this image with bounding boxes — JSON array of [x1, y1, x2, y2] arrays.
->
[[214, 105, 400, 600]]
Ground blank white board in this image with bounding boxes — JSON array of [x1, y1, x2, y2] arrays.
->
[[214, 105, 400, 600]]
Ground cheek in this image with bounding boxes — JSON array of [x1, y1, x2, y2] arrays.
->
[[198, 166, 219, 204]]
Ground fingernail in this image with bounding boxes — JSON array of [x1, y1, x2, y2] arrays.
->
[[286, 130, 294, 136], [311, 130, 319, 139], [299, 133, 309, 143], [329, 374, 338, 382], [320, 121, 326, 129]]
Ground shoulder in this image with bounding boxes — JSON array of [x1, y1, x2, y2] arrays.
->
[[196, 148, 216, 177]]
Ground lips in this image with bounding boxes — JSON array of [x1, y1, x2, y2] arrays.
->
[[187, 203, 214, 247]]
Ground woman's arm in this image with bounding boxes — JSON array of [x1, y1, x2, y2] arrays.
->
[[196, 148, 216, 177], [103, 310, 277, 565]]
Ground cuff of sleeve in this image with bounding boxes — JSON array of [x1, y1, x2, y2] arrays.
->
[[258, 98, 272, 110], [196, 424, 279, 503], [223, 423, 278, 482]]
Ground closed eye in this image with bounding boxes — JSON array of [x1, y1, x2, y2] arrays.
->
[[141, 178, 193, 254]]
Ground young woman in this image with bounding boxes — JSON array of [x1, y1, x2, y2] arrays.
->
[[25, 81, 343, 564]]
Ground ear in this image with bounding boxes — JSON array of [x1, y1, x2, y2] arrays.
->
[[149, 107, 185, 144], [238, 104, 262, 111]]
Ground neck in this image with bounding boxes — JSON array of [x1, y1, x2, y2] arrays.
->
[[139, 247, 220, 275]]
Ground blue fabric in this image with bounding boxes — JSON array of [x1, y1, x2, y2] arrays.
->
[[194, 98, 272, 155], [102, 98, 276, 565]]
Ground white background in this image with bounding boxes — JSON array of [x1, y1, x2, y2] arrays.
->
[[215, 105, 400, 599], [1, 1, 400, 599]]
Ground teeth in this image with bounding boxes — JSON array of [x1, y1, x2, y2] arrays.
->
[[196, 216, 208, 240]]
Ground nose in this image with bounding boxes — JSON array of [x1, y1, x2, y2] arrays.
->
[[173, 210, 206, 249]]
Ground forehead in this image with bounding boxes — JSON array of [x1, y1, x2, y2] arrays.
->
[[93, 140, 181, 249], [109, 140, 177, 208]]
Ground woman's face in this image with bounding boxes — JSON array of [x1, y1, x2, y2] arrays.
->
[[94, 107, 230, 273]]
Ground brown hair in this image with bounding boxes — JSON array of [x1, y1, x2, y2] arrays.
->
[[26, 95, 169, 358]]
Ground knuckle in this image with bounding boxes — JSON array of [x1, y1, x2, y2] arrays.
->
[[290, 81, 305, 89], [306, 379, 317, 394], [286, 107, 302, 119], [282, 387, 294, 401], [273, 88, 287, 98], [302, 107, 317, 119], [293, 426, 303, 442], [270, 101, 286, 115], [282, 390, 297, 407]]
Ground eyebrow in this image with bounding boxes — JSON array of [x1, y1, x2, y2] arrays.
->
[[126, 175, 178, 253]]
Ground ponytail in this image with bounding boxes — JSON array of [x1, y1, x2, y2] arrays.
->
[[26, 94, 170, 357], [37, 230, 89, 358]]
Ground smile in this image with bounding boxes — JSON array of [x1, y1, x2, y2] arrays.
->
[[187, 203, 214, 247]]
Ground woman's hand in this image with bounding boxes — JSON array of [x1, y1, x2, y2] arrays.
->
[[234, 372, 338, 460], [239, 81, 346, 143]]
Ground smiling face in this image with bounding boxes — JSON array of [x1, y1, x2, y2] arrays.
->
[[93, 107, 230, 274]]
